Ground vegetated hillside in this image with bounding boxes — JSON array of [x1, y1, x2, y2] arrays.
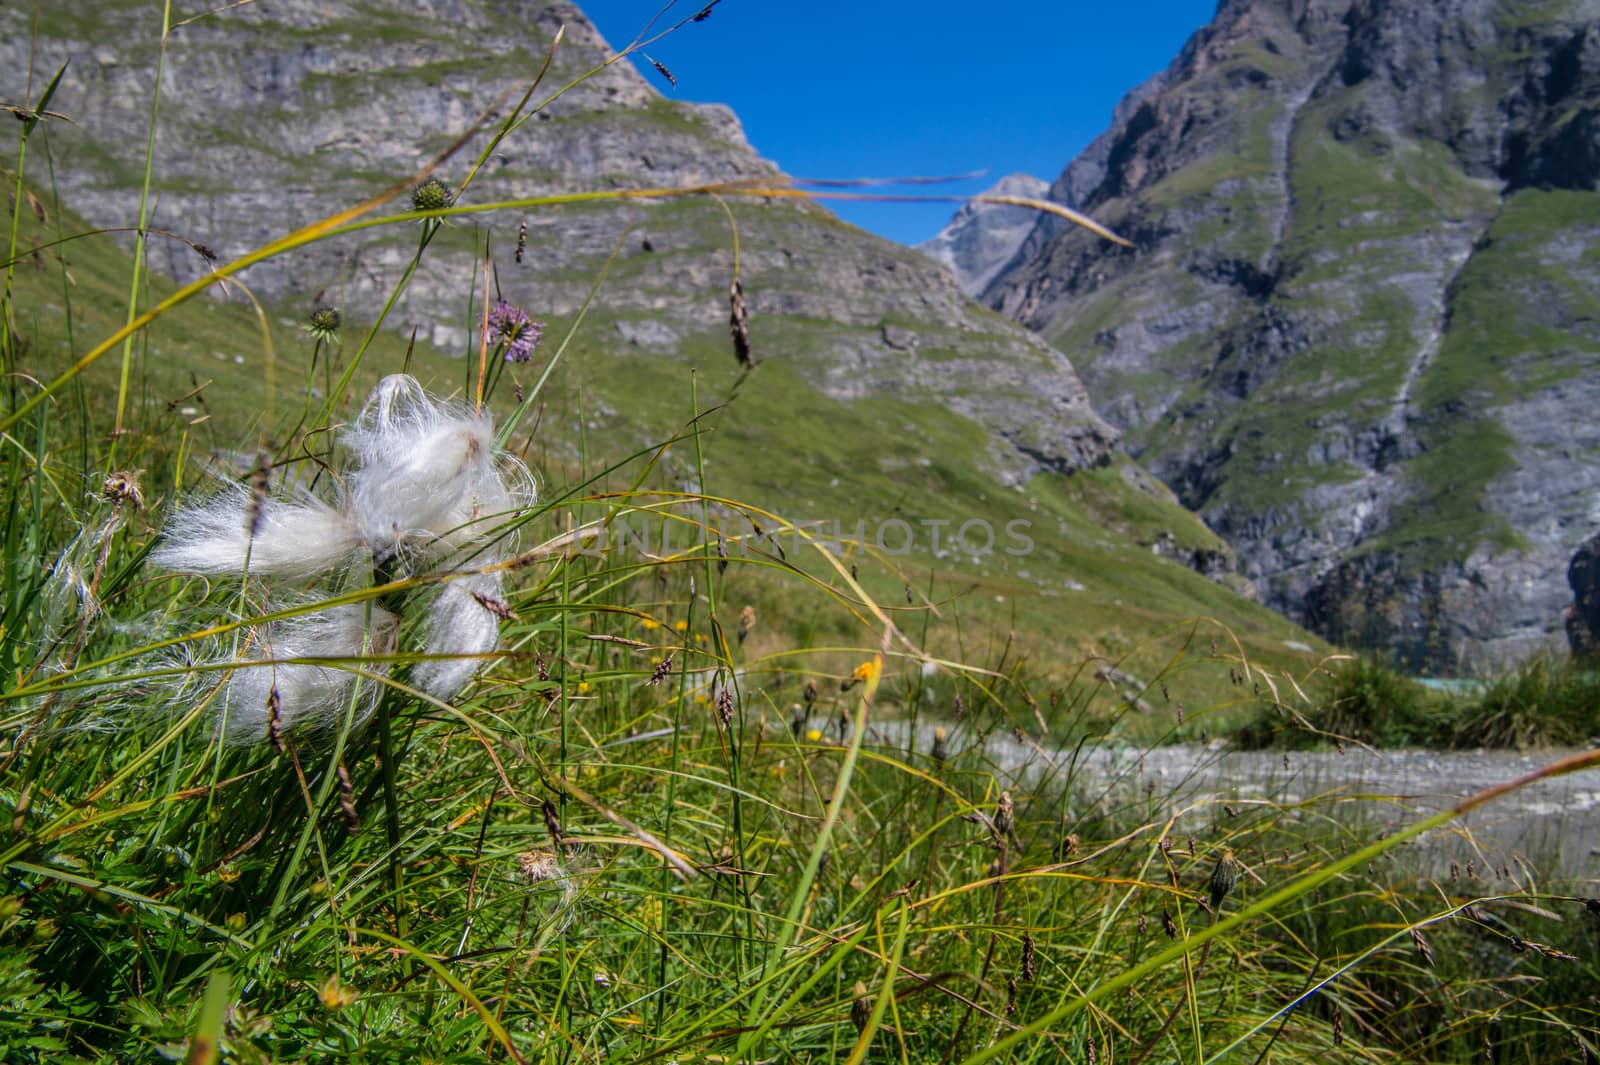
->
[[0, 1, 1325, 694], [979, 0, 1600, 673], [0, 0, 1117, 488]]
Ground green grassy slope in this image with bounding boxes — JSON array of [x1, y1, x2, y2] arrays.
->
[[3, 183, 1325, 740]]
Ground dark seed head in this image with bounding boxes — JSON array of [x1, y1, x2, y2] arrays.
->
[[850, 981, 871, 1034], [102, 470, 144, 510], [1207, 849, 1238, 912], [541, 799, 564, 849], [728, 278, 754, 367]]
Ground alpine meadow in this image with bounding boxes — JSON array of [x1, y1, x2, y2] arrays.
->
[[2, 2, 1599, 1063]]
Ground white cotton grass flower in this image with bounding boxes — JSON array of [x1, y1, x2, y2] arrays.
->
[[148, 373, 534, 744], [345, 374, 525, 567], [200, 604, 400, 746], [149, 482, 363, 581], [411, 570, 507, 700]]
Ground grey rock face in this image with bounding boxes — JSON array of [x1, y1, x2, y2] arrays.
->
[[1568, 533, 1600, 659], [1, 0, 1119, 482], [917, 173, 1049, 296], [981, 0, 1600, 671]]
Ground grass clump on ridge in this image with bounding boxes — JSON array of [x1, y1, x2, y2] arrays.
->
[[1240, 654, 1600, 750], [2, 8, 1599, 1064]]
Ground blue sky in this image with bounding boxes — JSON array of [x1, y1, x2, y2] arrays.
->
[[580, 1, 1219, 246]]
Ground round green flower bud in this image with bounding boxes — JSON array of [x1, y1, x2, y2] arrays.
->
[[307, 305, 341, 342], [411, 178, 453, 213]]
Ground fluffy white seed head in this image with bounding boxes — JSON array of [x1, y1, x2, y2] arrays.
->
[[411, 570, 505, 701], [147, 375, 532, 745], [346, 374, 525, 565], [151, 483, 362, 581], [205, 604, 399, 746]]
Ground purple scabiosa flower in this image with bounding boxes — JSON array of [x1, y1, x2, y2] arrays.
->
[[488, 299, 544, 363]]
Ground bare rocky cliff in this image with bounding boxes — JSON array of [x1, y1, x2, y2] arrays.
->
[[979, 0, 1600, 671], [0, 0, 1119, 484]]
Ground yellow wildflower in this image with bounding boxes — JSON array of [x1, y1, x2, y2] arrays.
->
[[840, 657, 882, 693], [318, 975, 358, 1010]]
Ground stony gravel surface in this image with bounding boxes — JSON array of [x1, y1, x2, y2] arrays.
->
[[805, 715, 1600, 877]]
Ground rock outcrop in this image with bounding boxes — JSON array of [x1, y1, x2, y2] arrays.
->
[[1568, 534, 1600, 660], [977, 0, 1600, 671]]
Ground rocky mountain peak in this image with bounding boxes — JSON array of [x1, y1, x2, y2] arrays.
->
[[0, 0, 1125, 486], [917, 173, 1049, 296], [975, 0, 1600, 671]]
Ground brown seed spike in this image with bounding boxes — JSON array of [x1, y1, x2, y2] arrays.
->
[[649, 653, 674, 686], [1411, 927, 1435, 967], [994, 791, 1015, 840], [336, 763, 358, 831], [246, 453, 271, 537], [649, 57, 677, 87], [728, 278, 754, 367], [266, 686, 285, 755], [515, 219, 528, 264], [737, 604, 756, 643], [471, 591, 518, 621], [541, 799, 564, 849]]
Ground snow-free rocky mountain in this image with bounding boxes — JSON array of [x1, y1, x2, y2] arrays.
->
[[918, 173, 1050, 297], [1, 0, 1121, 485], [10, 0, 1343, 676], [953, 0, 1600, 671]]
